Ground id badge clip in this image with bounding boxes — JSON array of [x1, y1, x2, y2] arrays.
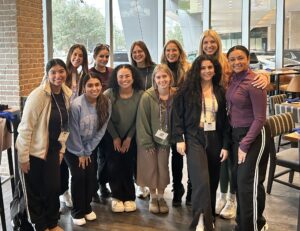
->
[[204, 121, 216, 131], [58, 131, 70, 142], [155, 129, 168, 140]]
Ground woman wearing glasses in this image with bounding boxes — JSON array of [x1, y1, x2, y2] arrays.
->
[[130, 41, 156, 91]]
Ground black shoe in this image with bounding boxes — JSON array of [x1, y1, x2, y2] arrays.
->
[[185, 187, 192, 206], [100, 185, 111, 198], [92, 192, 100, 203], [172, 186, 185, 207]]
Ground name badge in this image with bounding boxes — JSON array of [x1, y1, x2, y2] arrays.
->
[[58, 131, 70, 142], [204, 121, 216, 131], [155, 129, 168, 140]]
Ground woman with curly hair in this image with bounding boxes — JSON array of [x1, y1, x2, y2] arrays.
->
[[103, 64, 144, 213], [172, 55, 230, 231]]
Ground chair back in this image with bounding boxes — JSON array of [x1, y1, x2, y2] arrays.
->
[[267, 112, 295, 138], [269, 94, 287, 115]]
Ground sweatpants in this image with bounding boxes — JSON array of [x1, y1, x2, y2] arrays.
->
[[60, 158, 69, 195], [186, 135, 213, 231], [98, 138, 110, 187], [22, 146, 60, 231], [105, 133, 136, 201], [91, 146, 100, 194], [232, 125, 270, 231], [64, 150, 96, 219]]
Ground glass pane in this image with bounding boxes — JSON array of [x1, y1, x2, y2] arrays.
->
[[165, 0, 203, 62], [284, 1, 300, 69], [250, 0, 276, 70], [114, 0, 160, 66], [112, 0, 128, 67], [211, 0, 242, 52], [52, 0, 106, 68]]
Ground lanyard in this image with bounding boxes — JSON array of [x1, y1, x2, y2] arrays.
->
[[51, 92, 69, 131], [157, 91, 171, 131], [201, 89, 215, 122]]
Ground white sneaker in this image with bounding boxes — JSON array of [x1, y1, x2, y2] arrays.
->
[[72, 217, 86, 226], [215, 197, 227, 215], [220, 198, 236, 219], [124, 201, 137, 212], [85, 211, 97, 221], [111, 199, 125, 212], [196, 213, 204, 231], [62, 190, 73, 207], [136, 186, 150, 198]]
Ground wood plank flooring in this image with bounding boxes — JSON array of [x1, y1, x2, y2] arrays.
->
[[1, 165, 299, 231]]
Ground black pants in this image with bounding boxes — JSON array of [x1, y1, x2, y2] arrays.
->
[[104, 133, 136, 201], [205, 131, 223, 218], [92, 146, 100, 194], [23, 146, 60, 231], [98, 135, 112, 186], [232, 125, 270, 231], [60, 158, 69, 195], [186, 135, 214, 231], [64, 150, 96, 219], [171, 144, 191, 191]]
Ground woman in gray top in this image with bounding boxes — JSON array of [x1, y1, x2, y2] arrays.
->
[[103, 64, 143, 213]]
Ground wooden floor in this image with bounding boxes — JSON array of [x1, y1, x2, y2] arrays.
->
[[1, 161, 299, 231]]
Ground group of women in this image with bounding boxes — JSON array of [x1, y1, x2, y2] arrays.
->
[[16, 29, 270, 231]]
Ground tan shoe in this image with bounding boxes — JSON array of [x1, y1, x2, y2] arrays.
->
[[124, 201, 137, 212], [158, 198, 169, 213], [149, 198, 159, 214]]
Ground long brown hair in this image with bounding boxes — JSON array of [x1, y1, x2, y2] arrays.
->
[[79, 73, 110, 130], [65, 44, 89, 88], [130, 41, 155, 67], [160, 39, 190, 86]]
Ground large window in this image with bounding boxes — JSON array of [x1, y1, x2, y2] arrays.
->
[[284, 1, 300, 67], [250, 0, 276, 70], [52, 0, 105, 67], [211, 0, 242, 52], [166, 0, 203, 62]]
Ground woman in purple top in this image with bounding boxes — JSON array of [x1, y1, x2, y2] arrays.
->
[[89, 44, 113, 92], [226, 45, 270, 231]]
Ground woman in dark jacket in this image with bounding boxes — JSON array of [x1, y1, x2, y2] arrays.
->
[[172, 55, 230, 231]]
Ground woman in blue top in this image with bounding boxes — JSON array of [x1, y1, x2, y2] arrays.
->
[[65, 73, 111, 226]]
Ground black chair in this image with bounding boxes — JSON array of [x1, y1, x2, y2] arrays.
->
[[266, 112, 300, 194], [0, 120, 15, 231]]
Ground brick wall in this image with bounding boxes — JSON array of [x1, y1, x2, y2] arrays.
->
[[0, 0, 19, 107], [17, 0, 44, 98], [0, 0, 44, 175]]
